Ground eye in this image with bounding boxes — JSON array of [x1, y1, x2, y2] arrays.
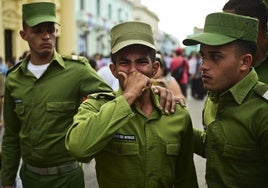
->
[[137, 59, 150, 65], [210, 53, 221, 61], [47, 28, 56, 34], [118, 60, 129, 66]]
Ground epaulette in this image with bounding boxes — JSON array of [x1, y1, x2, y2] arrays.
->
[[88, 92, 115, 100], [254, 83, 268, 101], [6, 60, 22, 77], [61, 55, 88, 65]]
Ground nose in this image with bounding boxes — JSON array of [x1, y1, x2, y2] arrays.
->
[[42, 32, 50, 40], [200, 59, 208, 71], [129, 62, 139, 72]]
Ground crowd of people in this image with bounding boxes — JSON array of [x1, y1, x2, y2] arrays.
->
[[0, 0, 268, 188]]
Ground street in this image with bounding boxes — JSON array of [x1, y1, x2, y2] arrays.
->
[[83, 92, 207, 188]]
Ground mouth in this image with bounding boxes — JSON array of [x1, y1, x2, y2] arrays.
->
[[41, 43, 52, 48], [202, 74, 211, 82]]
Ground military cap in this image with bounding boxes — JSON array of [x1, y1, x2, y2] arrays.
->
[[22, 2, 60, 27], [183, 12, 258, 46], [110, 21, 156, 54]]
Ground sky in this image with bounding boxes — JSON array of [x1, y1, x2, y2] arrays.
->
[[140, 0, 228, 45]]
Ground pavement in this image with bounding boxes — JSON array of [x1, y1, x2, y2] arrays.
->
[[83, 92, 208, 188]]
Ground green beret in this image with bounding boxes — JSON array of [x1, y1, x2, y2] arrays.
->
[[22, 2, 60, 27], [110, 21, 156, 54], [183, 12, 258, 46]]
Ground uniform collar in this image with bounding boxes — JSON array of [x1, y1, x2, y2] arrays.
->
[[208, 68, 258, 105], [20, 49, 66, 71]]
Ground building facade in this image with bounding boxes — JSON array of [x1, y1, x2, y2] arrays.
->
[[0, 0, 180, 63]]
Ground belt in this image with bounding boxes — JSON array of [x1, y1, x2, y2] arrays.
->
[[23, 161, 79, 175]]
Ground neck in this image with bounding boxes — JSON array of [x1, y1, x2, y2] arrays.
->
[[134, 90, 154, 116], [30, 51, 53, 65]]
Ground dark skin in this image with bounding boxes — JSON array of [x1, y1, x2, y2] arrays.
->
[[110, 45, 185, 114]]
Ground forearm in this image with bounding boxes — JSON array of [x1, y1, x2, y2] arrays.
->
[[193, 128, 207, 157], [66, 95, 134, 160]]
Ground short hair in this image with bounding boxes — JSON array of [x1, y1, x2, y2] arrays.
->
[[223, 0, 268, 31], [232, 39, 257, 60]]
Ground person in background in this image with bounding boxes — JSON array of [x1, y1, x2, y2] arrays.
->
[[183, 12, 268, 187], [0, 57, 8, 76], [223, 0, 268, 83], [1, 2, 113, 188], [170, 47, 189, 97], [6, 58, 16, 69], [152, 51, 186, 105], [188, 52, 206, 100], [66, 21, 198, 188], [97, 64, 119, 91]]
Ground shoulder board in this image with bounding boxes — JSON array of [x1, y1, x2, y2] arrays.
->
[[88, 92, 115, 100], [254, 83, 268, 101], [61, 55, 88, 64], [6, 60, 22, 77]]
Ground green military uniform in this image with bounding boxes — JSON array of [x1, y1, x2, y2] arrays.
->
[[194, 69, 268, 187], [66, 89, 198, 188], [1, 50, 112, 186], [255, 51, 268, 83]]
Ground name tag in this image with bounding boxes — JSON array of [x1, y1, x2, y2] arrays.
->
[[114, 133, 136, 141]]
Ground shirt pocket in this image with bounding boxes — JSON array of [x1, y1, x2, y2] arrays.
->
[[46, 101, 76, 112], [97, 141, 139, 183], [162, 143, 180, 182], [14, 105, 25, 121], [222, 143, 266, 186], [46, 101, 76, 132]]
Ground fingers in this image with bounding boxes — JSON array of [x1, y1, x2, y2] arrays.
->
[[175, 95, 187, 107]]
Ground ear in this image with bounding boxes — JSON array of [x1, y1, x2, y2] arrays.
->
[[240, 54, 252, 71], [152, 61, 160, 77], [109, 63, 118, 78], [19, 30, 27, 41]]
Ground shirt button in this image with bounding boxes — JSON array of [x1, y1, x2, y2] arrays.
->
[[149, 146, 154, 151]]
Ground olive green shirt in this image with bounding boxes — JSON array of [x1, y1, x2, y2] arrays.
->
[[66, 90, 198, 188], [194, 69, 268, 187], [255, 51, 268, 83], [1, 50, 112, 185]]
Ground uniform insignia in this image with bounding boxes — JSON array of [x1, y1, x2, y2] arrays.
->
[[61, 54, 88, 65], [254, 83, 268, 101]]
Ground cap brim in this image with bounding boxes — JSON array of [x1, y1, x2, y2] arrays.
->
[[26, 16, 60, 27], [183, 33, 236, 46], [111, 40, 156, 54]]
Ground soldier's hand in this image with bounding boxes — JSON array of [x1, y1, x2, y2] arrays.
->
[[119, 71, 151, 105], [152, 85, 186, 114]]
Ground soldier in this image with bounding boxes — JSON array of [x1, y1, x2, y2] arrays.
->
[[1, 2, 112, 188], [183, 12, 268, 187], [223, 0, 268, 83], [66, 21, 198, 188]]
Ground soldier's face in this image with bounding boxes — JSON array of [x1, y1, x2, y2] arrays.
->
[[20, 22, 57, 58], [199, 43, 251, 94]]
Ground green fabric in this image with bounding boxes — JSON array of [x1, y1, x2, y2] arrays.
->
[[66, 89, 198, 188], [20, 165, 84, 188], [22, 2, 60, 26], [111, 21, 156, 54], [255, 51, 268, 84], [183, 12, 258, 46], [1, 50, 112, 186], [194, 69, 268, 187]]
